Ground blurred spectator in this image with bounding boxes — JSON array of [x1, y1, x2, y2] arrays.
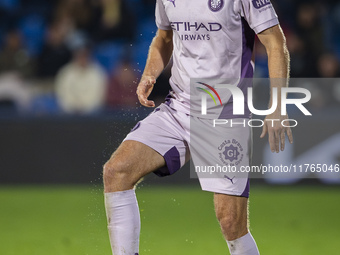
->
[[0, 29, 33, 77], [106, 60, 138, 109], [106, 59, 172, 109], [0, 0, 339, 114], [294, 2, 325, 77], [54, 0, 101, 35], [317, 53, 340, 78], [55, 45, 107, 114], [36, 21, 72, 79], [0, 73, 31, 113], [53, 0, 135, 42], [316, 53, 340, 108], [0, 29, 32, 113], [92, 0, 135, 42], [286, 31, 306, 77]]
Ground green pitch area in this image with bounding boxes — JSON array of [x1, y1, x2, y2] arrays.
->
[[0, 185, 339, 255]]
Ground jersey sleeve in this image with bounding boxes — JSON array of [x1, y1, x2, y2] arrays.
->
[[236, 0, 279, 34], [155, 0, 172, 30]]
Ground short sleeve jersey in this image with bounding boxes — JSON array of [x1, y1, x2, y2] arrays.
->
[[155, 0, 279, 117]]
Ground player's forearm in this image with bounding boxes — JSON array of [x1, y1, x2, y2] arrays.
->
[[142, 30, 173, 79], [261, 25, 290, 109], [267, 43, 290, 80], [267, 43, 290, 108]]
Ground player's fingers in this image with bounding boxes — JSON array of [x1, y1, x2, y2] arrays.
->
[[268, 129, 276, 153], [138, 94, 155, 107], [149, 77, 156, 85], [141, 100, 155, 107], [137, 93, 146, 106], [280, 129, 285, 151], [145, 100, 155, 107], [274, 129, 280, 153], [136, 80, 155, 107], [260, 123, 267, 138], [287, 127, 293, 144], [136, 89, 147, 104], [136, 86, 143, 99], [141, 77, 156, 92], [136, 81, 149, 95]]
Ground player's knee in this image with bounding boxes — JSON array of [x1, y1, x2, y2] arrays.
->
[[103, 158, 133, 187], [217, 213, 247, 241]]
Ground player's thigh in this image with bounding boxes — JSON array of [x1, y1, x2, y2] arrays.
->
[[105, 140, 166, 180]]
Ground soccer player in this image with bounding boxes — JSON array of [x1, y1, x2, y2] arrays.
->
[[103, 0, 293, 254]]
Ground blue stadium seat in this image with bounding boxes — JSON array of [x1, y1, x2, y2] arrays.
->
[[31, 94, 60, 115], [136, 18, 157, 43], [125, 0, 141, 5], [132, 40, 151, 71], [93, 41, 126, 73], [132, 19, 157, 69], [0, 0, 20, 11], [335, 44, 340, 60], [19, 14, 46, 56], [125, 0, 143, 19]]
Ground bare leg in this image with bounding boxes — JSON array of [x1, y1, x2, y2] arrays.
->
[[103, 140, 165, 255], [103, 140, 165, 192], [214, 193, 248, 240], [214, 193, 259, 255]]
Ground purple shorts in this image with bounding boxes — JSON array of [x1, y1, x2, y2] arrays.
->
[[124, 103, 251, 197]]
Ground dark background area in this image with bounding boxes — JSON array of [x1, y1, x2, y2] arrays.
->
[[0, 0, 339, 185], [1, 111, 339, 185]]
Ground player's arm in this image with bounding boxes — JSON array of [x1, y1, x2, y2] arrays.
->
[[257, 24, 293, 153], [137, 28, 173, 107]]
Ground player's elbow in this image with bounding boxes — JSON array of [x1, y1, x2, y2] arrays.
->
[[260, 25, 289, 57]]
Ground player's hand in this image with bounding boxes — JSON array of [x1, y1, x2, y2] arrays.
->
[[137, 75, 156, 107], [260, 111, 293, 153]]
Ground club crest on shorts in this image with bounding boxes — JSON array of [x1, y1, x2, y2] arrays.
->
[[208, 0, 224, 12], [223, 145, 239, 162], [218, 139, 244, 166]]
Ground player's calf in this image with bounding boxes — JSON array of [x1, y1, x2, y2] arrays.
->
[[214, 194, 248, 240], [214, 194, 259, 254]]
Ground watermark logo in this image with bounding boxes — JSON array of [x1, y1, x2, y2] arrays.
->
[[196, 82, 223, 115], [196, 82, 312, 128], [199, 84, 311, 116]]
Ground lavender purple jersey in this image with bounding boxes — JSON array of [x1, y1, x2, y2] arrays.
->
[[155, 0, 279, 118]]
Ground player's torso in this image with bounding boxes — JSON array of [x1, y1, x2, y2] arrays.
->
[[161, 0, 242, 57]]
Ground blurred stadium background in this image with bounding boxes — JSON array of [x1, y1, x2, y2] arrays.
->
[[0, 0, 339, 254]]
